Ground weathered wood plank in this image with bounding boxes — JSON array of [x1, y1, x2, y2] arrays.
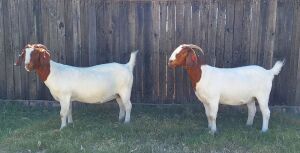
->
[[199, 0, 209, 56], [241, 0, 252, 65], [215, 0, 226, 67], [207, 0, 218, 66], [10, 0, 22, 99], [80, 0, 89, 66], [0, 0, 6, 98], [151, 1, 160, 103], [158, 1, 167, 104], [262, 0, 277, 68], [289, 1, 300, 106], [135, 2, 144, 102], [57, 0, 66, 64], [88, 0, 97, 66], [166, 1, 176, 103], [224, 0, 234, 67], [4, 0, 15, 99], [72, 0, 81, 67], [249, 0, 260, 65], [111, 1, 120, 63], [175, 0, 185, 103], [64, 0, 74, 65], [232, 0, 244, 67], [142, 1, 153, 101], [291, 0, 300, 106]]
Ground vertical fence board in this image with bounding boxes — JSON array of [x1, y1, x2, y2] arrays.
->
[[88, 0, 97, 66], [143, 1, 153, 101], [291, 0, 300, 105], [224, 0, 234, 67], [215, 0, 226, 67], [64, 0, 74, 66], [152, 1, 160, 103], [250, 0, 260, 65], [207, 0, 218, 66], [175, 0, 185, 103], [135, 2, 144, 102], [232, 0, 244, 67], [242, 0, 252, 65], [0, 0, 6, 98], [11, 0, 21, 99], [4, 0, 15, 99], [158, 2, 167, 103], [166, 2, 176, 103]]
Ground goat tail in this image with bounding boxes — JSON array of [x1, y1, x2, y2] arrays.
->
[[270, 60, 285, 75], [126, 50, 139, 72]]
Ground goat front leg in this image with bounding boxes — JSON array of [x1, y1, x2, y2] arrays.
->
[[59, 97, 71, 130], [206, 101, 219, 135], [203, 103, 212, 129]]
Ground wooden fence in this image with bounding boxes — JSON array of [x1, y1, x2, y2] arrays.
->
[[0, 0, 300, 106]]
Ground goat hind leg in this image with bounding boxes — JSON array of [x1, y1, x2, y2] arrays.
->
[[246, 102, 256, 126], [116, 97, 126, 122], [257, 96, 270, 132], [119, 90, 132, 123], [67, 102, 73, 124]]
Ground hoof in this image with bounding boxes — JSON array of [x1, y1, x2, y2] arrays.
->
[[208, 129, 217, 135]]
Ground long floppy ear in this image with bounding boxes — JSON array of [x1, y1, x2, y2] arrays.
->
[[186, 51, 198, 67], [39, 50, 50, 67]]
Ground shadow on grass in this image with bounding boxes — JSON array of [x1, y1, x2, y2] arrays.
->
[[0, 102, 299, 153]]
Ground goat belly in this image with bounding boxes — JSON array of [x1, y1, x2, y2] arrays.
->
[[219, 93, 255, 105], [70, 83, 118, 103]]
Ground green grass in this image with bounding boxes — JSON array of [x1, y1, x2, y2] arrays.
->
[[0, 102, 299, 153]]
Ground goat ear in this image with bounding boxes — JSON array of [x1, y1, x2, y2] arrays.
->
[[186, 52, 197, 67], [39, 50, 50, 66]]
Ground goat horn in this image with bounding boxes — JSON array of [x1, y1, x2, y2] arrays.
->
[[183, 44, 204, 55]]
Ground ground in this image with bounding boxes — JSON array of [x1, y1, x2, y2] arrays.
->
[[0, 102, 299, 153]]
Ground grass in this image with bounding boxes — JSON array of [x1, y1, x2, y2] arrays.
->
[[0, 102, 299, 153]]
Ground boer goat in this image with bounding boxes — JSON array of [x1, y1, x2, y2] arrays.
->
[[168, 44, 284, 134], [15, 44, 138, 129]]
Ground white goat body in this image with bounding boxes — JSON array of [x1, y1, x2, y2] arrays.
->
[[196, 63, 282, 106], [196, 61, 284, 133], [45, 62, 134, 104], [45, 51, 138, 129]]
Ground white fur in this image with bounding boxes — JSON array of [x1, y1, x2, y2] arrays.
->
[[42, 51, 138, 129], [194, 61, 284, 133], [24, 48, 34, 71]]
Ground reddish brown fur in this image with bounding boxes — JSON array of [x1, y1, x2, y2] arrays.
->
[[168, 47, 203, 90]]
